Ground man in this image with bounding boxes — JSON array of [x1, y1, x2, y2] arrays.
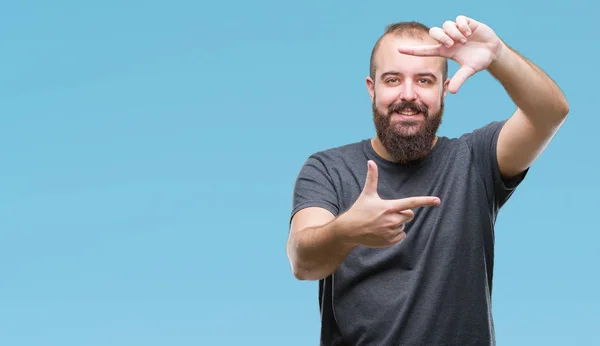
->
[[286, 15, 568, 346]]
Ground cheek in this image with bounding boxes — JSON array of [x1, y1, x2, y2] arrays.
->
[[374, 87, 398, 106], [420, 90, 443, 109]]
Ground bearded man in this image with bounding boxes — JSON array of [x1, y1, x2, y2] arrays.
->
[[286, 15, 569, 346]]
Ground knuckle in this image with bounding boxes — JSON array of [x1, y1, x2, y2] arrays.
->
[[383, 221, 396, 229], [382, 229, 395, 240], [381, 215, 396, 227], [392, 231, 406, 244], [383, 205, 399, 214], [393, 217, 406, 230], [430, 27, 444, 37], [403, 210, 415, 220]]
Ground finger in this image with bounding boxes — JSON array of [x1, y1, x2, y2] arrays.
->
[[389, 196, 441, 211], [442, 21, 467, 44], [397, 44, 443, 57], [390, 230, 407, 244], [362, 160, 379, 195], [392, 223, 405, 232], [384, 210, 414, 229], [399, 209, 415, 223], [448, 66, 476, 93], [387, 209, 414, 223], [429, 27, 454, 48], [455, 15, 471, 37], [457, 15, 480, 34]]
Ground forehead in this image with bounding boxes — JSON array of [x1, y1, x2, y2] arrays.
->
[[375, 35, 444, 78]]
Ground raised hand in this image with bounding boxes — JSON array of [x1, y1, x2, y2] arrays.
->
[[338, 160, 441, 248], [397, 15, 505, 94]]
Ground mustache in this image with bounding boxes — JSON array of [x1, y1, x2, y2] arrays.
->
[[388, 102, 428, 116]]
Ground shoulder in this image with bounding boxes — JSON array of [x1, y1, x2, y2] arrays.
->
[[310, 140, 367, 159], [456, 121, 507, 146], [431, 121, 507, 162], [291, 140, 367, 219], [303, 140, 368, 169], [424, 121, 508, 176], [294, 140, 369, 195]]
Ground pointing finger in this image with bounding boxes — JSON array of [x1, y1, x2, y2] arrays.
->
[[397, 44, 443, 57], [389, 196, 441, 211]]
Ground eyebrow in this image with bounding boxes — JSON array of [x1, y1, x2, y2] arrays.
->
[[380, 71, 438, 81]]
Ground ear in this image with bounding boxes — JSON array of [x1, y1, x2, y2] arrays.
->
[[366, 76, 375, 102], [442, 77, 451, 99]]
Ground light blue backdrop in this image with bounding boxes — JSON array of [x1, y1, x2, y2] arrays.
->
[[1, 0, 598, 345]]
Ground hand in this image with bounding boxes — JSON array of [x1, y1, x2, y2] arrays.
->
[[338, 160, 441, 248], [397, 15, 505, 93]]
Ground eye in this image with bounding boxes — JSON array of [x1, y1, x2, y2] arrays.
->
[[386, 78, 399, 84], [418, 78, 432, 84]]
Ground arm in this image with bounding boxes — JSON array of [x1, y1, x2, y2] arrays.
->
[[287, 155, 355, 281], [286, 158, 435, 281], [286, 207, 356, 281], [397, 16, 569, 180], [488, 43, 570, 179]]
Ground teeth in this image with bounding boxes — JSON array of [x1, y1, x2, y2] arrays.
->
[[399, 110, 417, 115]]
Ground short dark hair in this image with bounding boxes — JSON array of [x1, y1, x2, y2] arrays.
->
[[369, 21, 448, 81]]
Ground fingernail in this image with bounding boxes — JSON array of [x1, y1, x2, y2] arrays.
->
[[460, 38, 467, 44], [466, 30, 471, 36], [445, 40, 452, 47]]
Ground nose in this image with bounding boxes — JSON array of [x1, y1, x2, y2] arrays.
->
[[400, 82, 417, 101]]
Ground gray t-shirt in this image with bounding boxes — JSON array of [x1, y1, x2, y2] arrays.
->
[[290, 121, 528, 346]]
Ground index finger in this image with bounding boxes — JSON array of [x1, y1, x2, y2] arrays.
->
[[397, 44, 443, 57], [389, 196, 441, 211]]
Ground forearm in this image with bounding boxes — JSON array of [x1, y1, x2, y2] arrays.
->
[[487, 43, 569, 127], [287, 216, 356, 281]]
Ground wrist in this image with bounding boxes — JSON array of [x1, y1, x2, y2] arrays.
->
[[487, 41, 512, 75], [332, 212, 360, 248]]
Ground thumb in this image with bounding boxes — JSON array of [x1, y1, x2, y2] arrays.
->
[[362, 160, 379, 196], [448, 66, 475, 93]]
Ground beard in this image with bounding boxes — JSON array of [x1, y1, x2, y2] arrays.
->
[[372, 97, 444, 164]]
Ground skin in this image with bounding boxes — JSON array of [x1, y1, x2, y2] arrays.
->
[[366, 34, 449, 162], [287, 15, 569, 281], [286, 162, 440, 280], [397, 15, 569, 179], [286, 35, 448, 281]]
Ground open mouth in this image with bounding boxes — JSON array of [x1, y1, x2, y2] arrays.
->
[[397, 109, 420, 116], [394, 108, 424, 118]]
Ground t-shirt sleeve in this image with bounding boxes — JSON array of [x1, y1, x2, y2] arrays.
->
[[466, 120, 529, 209], [290, 154, 340, 224]]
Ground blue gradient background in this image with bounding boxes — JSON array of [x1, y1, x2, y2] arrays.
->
[[1, 1, 598, 345]]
